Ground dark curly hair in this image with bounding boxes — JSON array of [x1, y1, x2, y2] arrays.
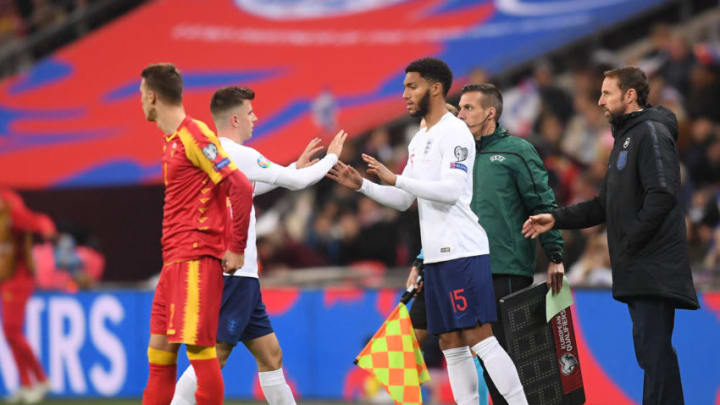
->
[[405, 57, 453, 97]]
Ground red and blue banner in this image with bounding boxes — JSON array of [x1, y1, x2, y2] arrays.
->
[[1, 0, 669, 189], [0, 288, 718, 403]]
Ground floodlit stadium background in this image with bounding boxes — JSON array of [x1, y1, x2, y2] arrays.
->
[[1, 0, 719, 403]]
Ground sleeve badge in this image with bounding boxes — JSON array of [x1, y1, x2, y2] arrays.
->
[[202, 143, 218, 161]]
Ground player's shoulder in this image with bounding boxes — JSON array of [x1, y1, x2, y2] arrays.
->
[[223, 139, 260, 159], [505, 135, 540, 157], [183, 117, 218, 142], [440, 114, 473, 142]]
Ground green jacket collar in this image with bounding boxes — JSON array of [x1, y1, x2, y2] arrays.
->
[[476, 124, 509, 151]]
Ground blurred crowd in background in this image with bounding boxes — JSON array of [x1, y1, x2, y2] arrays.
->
[[0, 0, 142, 78], [2, 1, 720, 291]]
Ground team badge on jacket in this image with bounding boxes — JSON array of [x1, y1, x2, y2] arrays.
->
[[617, 150, 628, 170], [623, 137, 631, 149]]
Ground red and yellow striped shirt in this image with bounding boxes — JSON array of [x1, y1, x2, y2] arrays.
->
[[161, 116, 251, 263]]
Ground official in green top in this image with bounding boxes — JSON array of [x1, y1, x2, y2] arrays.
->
[[460, 83, 564, 405]]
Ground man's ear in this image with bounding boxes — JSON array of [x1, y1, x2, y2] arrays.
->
[[624, 88, 637, 105], [488, 107, 497, 121], [431, 81, 443, 97]]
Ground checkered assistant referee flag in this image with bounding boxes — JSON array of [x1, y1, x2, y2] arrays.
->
[[354, 298, 430, 405]]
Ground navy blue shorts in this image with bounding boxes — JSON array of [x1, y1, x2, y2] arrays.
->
[[217, 276, 274, 345], [423, 255, 497, 335]]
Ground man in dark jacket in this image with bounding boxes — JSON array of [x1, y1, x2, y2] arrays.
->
[[522, 66, 699, 405]]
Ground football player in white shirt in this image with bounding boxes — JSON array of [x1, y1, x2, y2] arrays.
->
[[328, 58, 527, 405], [171, 86, 346, 405]]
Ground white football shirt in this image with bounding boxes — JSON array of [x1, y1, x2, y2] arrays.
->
[[220, 137, 338, 277], [359, 112, 489, 263]]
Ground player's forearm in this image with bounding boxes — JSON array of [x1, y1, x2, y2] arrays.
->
[[252, 162, 297, 196], [253, 181, 278, 196], [223, 170, 253, 253], [276, 153, 338, 190], [358, 179, 415, 211], [395, 173, 464, 204]]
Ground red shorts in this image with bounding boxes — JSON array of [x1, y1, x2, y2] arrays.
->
[[150, 256, 224, 347]]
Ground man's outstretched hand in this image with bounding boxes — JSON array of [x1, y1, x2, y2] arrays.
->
[[326, 161, 363, 190], [522, 213, 555, 239], [362, 153, 397, 185]]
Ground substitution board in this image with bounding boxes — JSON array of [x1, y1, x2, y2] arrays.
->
[[498, 283, 586, 405]]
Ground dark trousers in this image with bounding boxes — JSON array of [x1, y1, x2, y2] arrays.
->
[[481, 274, 533, 405], [627, 298, 685, 405]]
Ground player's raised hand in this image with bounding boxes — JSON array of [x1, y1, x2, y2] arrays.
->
[[222, 250, 245, 274], [362, 153, 397, 185], [326, 161, 362, 190], [296, 137, 324, 168], [522, 213, 555, 239], [327, 130, 348, 158]]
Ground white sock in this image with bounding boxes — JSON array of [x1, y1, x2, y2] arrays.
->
[[472, 337, 528, 405], [170, 365, 198, 405], [259, 368, 296, 405], [442, 346, 479, 405]]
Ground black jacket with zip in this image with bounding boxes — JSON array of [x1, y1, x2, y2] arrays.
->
[[553, 106, 699, 309]]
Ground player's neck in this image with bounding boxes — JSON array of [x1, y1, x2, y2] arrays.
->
[[423, 100, 448, 131], [623, 102, 642, 115], [218, 130, 243, 145], [157, 106, 186, 135]]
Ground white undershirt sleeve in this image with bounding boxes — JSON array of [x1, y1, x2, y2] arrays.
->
[[253, 181, 278, 196], [271, 154, 338, 190], [395, 171, 465, 204], [223, 138, 339, 196], [358, 179, 416, 211], [253, 155, 337, 196]]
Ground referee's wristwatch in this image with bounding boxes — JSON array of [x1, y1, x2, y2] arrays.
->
[[549, 251, 564, 264]]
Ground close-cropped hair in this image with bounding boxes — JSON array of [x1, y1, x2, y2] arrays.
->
[[604, 67, 649, 107], [141, 63, 183, 105], [461, 83, 503, 121], [210, 86, 256, 116], [405, 57, 453, 97]]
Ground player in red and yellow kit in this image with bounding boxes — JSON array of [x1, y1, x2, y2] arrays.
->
[[0, 188, 55, 404], [140, 64, 253, 405]]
